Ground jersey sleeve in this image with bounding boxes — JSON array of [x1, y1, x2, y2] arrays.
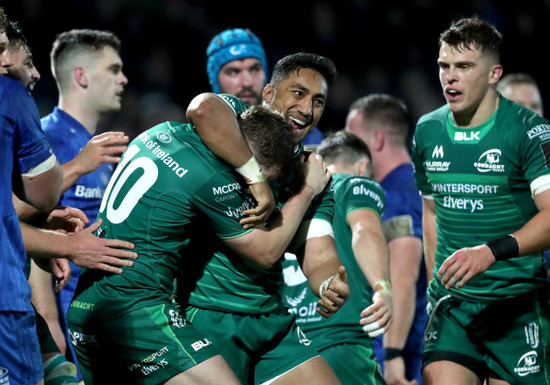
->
[[342, 176, 385, 219], [191, 171, 254, 240], [411, 121, 431, 195], [217, 94, 250, 117], [307, 179, 335, 223], [4, 81, 54, 174], [517, 114, 550, 191]]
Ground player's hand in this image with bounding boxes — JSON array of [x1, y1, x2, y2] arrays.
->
[[301, 152, 331, 197], [75, 131, 129, 175], [384, 357, 418, 385], [68, 218, 138, 274], [317, 266, 349, 318], [241, 181, 275, 229], [437, 244, 495, 289], [42, 206, 90, 233], [50, 258, 72, 292], [360, 281, 392, 337]]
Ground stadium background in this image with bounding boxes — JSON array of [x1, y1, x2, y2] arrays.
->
[[4, 0, 548, 142]]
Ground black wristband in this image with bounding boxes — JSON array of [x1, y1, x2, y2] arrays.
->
[[384, 348, 402, 361], [486, 234, 519, 261]]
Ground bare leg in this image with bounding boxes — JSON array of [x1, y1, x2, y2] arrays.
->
[[271, 356, 341, 385], [164, 355, 242, 385], [423, 361, 482, 385]]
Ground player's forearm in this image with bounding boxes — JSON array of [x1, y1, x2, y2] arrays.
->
[[351, 227, 389, 286], [385, 237, 422, 348], [232, 186, 317, 268], [59, 158, 86, 195], [422, 198, 437, 282], [384, 272, 416, 348], [187, 92, 253, 168], [20, 222, 71, 259], [301, 235, 342, 295]]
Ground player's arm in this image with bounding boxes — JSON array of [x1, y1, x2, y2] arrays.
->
[[438, 188, 550, 289], [298, 233, 349, 318], [422, 197, 437, 283], [15, 155, 63, 213], [383, 235, 422, 384], [28, 260, 68, 354], [187, 92, 274, 225], [59, 131, 129, 195], [223, 152, 330, 268], [22, 219, 137, 275], [346, 209, 392, 337]]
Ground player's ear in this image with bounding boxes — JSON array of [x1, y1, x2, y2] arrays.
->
[[356, 158, 370, 177], [263, 84, 273, 104], [74, 66, 88, 88], [489, 64, 503, 85]]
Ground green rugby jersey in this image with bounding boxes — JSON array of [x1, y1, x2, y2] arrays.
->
[[68, 118, 257, 323], [184, 139, 335, 315], [281, 173, 385, 350], [412, 96, 550, 301]]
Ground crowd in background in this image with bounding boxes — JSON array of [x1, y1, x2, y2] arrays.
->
[[5, 0, 547, 142]]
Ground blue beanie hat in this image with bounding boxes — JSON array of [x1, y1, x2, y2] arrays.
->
[[206, 28, 268, 93]]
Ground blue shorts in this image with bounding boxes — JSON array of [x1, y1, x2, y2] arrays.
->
[[0, 310, 43, 385]]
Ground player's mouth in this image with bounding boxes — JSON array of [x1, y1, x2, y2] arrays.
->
[[288, 115, 308, 134], [445, 88, 462, 102]]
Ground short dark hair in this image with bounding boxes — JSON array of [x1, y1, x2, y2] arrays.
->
[[270, 52, 337, 88], [238, 105, 295, 174], [350, 93, 410, 142], [50, 29, 121, 87], [5, 20, 28, 51], [439, 16, 502, 61], [317, 130, 371, 166]]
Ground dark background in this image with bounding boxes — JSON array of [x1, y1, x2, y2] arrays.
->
[[4, 0, 548, 141]]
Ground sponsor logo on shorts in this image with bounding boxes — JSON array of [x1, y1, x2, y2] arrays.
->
[[525, 323, 540, 349], [514, 351, 540, 377], [424, 331, 438, 342], [169, 309, 186, 328], [474, 149, 505, 173], [191, 338, 212, 351], [128, 347, 170, 375], [139, 361, 169, 376], [68, 330, 98, 346], [296, 326, 311, 346], [0, 367, 9, 385]]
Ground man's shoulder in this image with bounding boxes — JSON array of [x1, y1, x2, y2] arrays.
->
[[416, 105, 449, 130], [0, 77, 33, 116]]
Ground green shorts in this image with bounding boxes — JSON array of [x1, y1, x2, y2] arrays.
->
[[424, 283, 550, 385], [320, 342, 385, 385], [67, 303, 219, 385], [185, 304, 320, 384]]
